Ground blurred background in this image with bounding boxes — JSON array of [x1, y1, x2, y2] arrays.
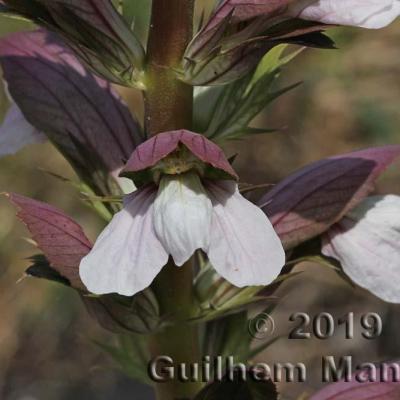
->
[[0, 4, 399, 400]]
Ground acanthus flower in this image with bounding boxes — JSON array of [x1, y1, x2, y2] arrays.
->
[[79, 130, 285, 296], [322, 195, 400, 303]]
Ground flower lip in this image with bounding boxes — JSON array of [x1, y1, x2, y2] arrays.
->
[[120, 130, 238, 185]]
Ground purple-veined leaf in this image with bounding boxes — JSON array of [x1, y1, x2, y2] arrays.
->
[[6, 193, 92, 290], [121, 130, 238, 185], [259, 146, 400, 249], [1, 0, 145, 86], [310, 362, 400, 399], [0, 29, 143, 196]]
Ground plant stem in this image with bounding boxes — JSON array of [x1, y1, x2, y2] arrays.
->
[[145, 0, 194, 134], [145, 1, 202, 399]]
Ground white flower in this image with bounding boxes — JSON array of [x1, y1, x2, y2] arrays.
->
[[323, 195, 400, 303], [288, 0, 400, 29], [80, 172, 285, 296]]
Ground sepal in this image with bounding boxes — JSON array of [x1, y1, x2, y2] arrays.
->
[[121, 130, 238, 185]]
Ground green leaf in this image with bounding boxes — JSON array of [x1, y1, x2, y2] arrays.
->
[[249, 45, 302, 90], [203, 45, 302, 140], [245, 336, 282, 361], [40, 169, 115, 221], [193, 261, 292, 323], [193, 86, 225, 133], [203, 312, 252, 362], [120, 0, 151, 40], [94, 334, 151, 385]]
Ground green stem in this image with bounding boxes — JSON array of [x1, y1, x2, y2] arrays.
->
[[145, 1, 202, 399]]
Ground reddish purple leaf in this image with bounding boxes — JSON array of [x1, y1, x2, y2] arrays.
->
[[259, 146, 400, 249], [7, 193, 92, 290], [121, 130, 238, 183], [310, 363, 400, 399], [0, 30, 143, 195]]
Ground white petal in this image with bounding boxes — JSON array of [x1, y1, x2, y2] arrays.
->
[[0, 102, 46, 157], [323, 195, 400, 303], [153, 172, 212, 266], [111, 168, 137, 194], [205, 181, 285, 287], [79, 185, 169, 296], [116, 177, 136, 194], [288, 0, 400, 29]]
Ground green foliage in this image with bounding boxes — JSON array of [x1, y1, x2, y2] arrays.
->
[[202, 312, 252, 362], [194, 45, 302, 140], [41, 169, 116, 221], [0, 14, 34, 36], [194, 261, 266, 322], [120, 0, 151, 41], [94, 334, 151, 385], [194, 258, 299, 323]]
